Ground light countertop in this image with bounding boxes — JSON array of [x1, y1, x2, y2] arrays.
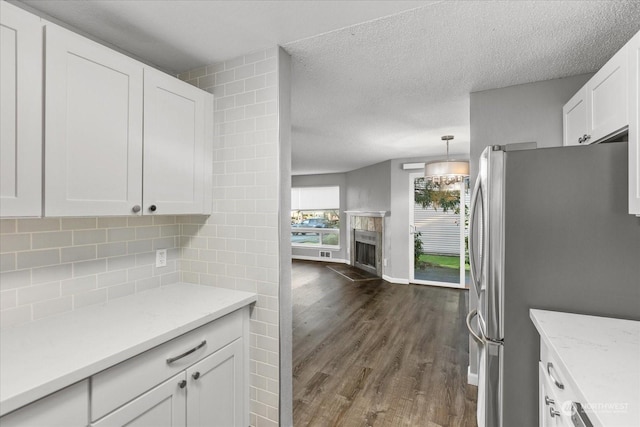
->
[[530, 309, 640, 427], [0, 283, 257, 416]]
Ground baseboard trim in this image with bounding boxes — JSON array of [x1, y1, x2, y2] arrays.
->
[[291, 255, 349, 264], [467, 366, 478, 386], [382, 275, 409, 284]]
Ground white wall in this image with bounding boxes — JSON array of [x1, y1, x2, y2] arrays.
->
[[467, 73, 593, 380], [178, 48, 289, 427]]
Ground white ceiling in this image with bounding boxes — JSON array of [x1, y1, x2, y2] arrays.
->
[[16, 0, 640, 175]]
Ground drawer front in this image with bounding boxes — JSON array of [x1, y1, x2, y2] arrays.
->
[[540, 341, 578, 424], [539, 362, 571, 427], [91, 308, 244, 421]]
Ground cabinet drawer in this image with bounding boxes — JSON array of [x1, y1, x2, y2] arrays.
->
[[91, 308, 243, 421], [539, 362, 571, 427], [540, 341, 578, 420]]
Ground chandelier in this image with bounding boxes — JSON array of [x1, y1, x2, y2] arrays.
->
[[424, 135, 469, 185]]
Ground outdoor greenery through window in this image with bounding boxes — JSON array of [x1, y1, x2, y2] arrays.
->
[[291, 186, 340, 248]]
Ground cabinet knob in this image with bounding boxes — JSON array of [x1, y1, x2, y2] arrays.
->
[[578, 136, 584, 144], [192, 371, 201, 380], [149, 204, 157, 212], [132, 205, 141, 213], [584, 134, 591, 143], [178, 380, 187, 389], [544, 395, 555, 406], [549, 407, 561, 418]]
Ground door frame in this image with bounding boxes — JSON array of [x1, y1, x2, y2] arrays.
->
[[408, 172, 466, 289]]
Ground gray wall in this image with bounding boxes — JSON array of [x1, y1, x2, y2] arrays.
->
[[467, 73, 592, 380], [291, 173, 348, 262], [346, 160, 392, 211]]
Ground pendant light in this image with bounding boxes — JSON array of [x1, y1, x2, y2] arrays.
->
[[425, 135, 469, 185]]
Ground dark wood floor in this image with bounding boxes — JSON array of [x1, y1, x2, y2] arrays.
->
[[292, 260, 477, 427]]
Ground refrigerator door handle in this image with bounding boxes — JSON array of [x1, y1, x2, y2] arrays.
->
[[468, 177, 484, 296], [466, 309, 484, 345]]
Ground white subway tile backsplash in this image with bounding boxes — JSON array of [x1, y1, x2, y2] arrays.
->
[[61, 275, 96, 296], [97, 217, 128, 228], [19, 282, 61, 305], [32, 231, 72, 249], [135, 226, 160, 239], [0, 253, 16, 271], [1, 234, 31, 253], [107, 282, 135, 300], [97, 242, 126, 258], [0, 290, 17, 310], [0, 270, 30, 291], [61, 217, 97, 230], [17, 218, 60, 233], [61, 245, 96, 263], [0, 219, 17, 234], [73, 229, 106, 245], [73, 288, 107, 309], [108, 227, 136, 242], [17, 249, 60, 269], [73, 259, 107, 277], [32, 264, 73, 284], [98, 270, 128, 288]]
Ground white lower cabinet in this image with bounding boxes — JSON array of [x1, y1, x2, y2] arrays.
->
[[90, 308, 248, 427], [186, 339, 244, 426], [0, 381, 88, 427], [92, 373, 187, 427]]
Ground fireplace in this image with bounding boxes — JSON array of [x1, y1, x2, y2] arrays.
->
[[346, 211, 387, 277], [354, 230, 380, 275]]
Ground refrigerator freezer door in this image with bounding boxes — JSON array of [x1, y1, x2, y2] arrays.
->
[[477, 338, 503, 427], [476, 146, 506, 342]]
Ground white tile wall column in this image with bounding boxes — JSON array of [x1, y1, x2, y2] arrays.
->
[[178, 47, 290, 427]]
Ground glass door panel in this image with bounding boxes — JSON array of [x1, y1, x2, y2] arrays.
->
[[410, 173, 469, 288]]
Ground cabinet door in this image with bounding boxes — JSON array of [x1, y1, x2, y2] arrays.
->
[[0, 1, 42, 217], [563, 87, 588, 146], [186, 339, 244, 427], [629, 31, 640, 215], [588, 46, 628, 143], [92, 373, 186, 427], [0, 380, 88, 427], [45, 24, 143, 217], [143, 68, 209, 215]]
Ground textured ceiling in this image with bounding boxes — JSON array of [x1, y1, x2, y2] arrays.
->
[[15, 0, 640, 175]]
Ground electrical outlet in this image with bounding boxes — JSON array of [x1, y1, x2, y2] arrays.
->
[[155, 249, 167, 267]]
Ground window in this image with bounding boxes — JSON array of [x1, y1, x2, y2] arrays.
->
[[291, 186, 340, 248]]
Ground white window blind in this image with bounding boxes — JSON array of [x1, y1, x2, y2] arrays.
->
[[291, 186, 339, 210]]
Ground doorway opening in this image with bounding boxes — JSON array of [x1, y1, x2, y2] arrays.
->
[[409, 172, 469, 288]]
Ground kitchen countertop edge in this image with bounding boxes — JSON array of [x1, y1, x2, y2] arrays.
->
[[0, 283, 257, 417]]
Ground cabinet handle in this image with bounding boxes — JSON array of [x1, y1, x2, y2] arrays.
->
[[549, 407, 561, 418], [178, 380, 187, 389], [578, 136, 584, 144], [584, 134, 591, 143], [132, 205, 141, 213], [547, 362, 565, 390], [149, 204, 157, 212], [192, 371, 201, 380], [166, 340, 207, 364], [545, 395, 555, 406]]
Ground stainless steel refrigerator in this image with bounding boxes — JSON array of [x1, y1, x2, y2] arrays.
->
[[466, 142, 640, 427]]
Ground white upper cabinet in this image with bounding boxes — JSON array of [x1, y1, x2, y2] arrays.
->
[[0, 2, 42, 217], [43, 24, 213, 217], [588, 47, 628, 143], [45, 24, 144, 217], [562, 87, 588, 147], [563, 45, 629, 146], [629, 31, 640, 216], [143, 69, 210, 215]]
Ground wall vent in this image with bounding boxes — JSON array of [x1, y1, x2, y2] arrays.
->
[[319, 251, 332, 258]]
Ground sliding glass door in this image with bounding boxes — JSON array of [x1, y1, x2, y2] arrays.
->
[[409, 172, 469, 288]]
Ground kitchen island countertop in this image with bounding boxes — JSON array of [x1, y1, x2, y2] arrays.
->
[[0, 283, 257, 416], [530, 309, 640, 427]]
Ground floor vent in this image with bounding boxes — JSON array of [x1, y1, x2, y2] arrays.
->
[[319, 251, 332, 258]]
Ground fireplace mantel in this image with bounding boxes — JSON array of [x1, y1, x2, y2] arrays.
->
[[344, 210, 389, 217]]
